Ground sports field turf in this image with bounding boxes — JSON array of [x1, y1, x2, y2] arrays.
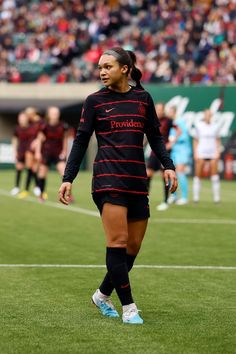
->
[[0, 170, 235, 354]]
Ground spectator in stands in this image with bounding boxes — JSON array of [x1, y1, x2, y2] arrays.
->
[[0, 0, 235, 84]]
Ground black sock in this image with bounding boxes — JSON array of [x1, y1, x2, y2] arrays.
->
[[164, 178, 169, 203], [106, 247, 133, 306], [38, 178, 46, 194], [25, 169, 33, 191], [147, 176, 151, 192], [99, 254, 136, 296], [32, 172, 39, 187], [15, 170, 22, 188]]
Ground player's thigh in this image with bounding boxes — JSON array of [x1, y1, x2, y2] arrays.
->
[[195, 159, 204, 177], [209, 159, 218, 175], [127, 219, 148, 255], [25, 151, 34, 168], [101, 203, 128, 247]]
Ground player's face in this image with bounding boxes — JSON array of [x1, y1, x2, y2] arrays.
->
[[98, 54, 128, 87], [18, 113, 28, 127], [47, 107, 60, 125], [204, 109, 212, 124]]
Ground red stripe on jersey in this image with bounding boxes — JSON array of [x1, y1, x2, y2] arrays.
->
[[94, 159, 145, 165], [94, 100, 148, 108], [95, 173, 147, 179], [100, 145, 143, 149], [97, 114, 146, 121], [94, 188, 148, 195], [97, 129, 143, 135]]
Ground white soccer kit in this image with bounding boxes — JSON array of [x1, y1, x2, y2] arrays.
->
[[195, 121, 219, 159]]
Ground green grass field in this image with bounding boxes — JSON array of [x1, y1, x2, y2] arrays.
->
[[0, 170, 235, 354]]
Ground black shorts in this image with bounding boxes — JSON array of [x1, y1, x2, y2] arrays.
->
[[146, 153, 162, 171], [41, 154, 66, 167], [92, 192, 150, 220]]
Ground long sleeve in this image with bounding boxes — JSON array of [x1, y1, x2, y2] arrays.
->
[[146, 126, 175, 170], [145, 93, 175, 170], [62, 130, 91, 183], [62, 95, 96, 183]]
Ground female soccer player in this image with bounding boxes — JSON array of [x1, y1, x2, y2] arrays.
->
[[167, 106, 192, 205], [58, 47, 177, 324], [17, 107, 43, 199], [11, 111, 30, 196], [36, 106, 68, 201], [146, 102, 176, 211], [193, 109, 221, 203]]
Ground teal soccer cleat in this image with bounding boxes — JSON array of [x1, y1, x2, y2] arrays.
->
[[92, 289, 119, 318], [122, 303, 144, 324]]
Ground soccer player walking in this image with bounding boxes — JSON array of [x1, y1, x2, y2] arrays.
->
[[59, 47, 177, 324]]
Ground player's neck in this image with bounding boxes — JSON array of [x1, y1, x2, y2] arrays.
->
[[108, 81, 131, 93]]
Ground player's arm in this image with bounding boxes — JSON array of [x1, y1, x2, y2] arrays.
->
[[12, 136, 18, 161], [145, 94, 178, 193], [193, 138, 198, 160], [59, 96, 95, 205], [216, 137, 221, 159], [34, 131, 45, 160], [60, 127, 69, 160]]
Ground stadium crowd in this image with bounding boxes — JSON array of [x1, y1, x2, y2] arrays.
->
[[0, 0, 235, 84]]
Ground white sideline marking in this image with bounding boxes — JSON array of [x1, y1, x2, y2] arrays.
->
[[1, 189, 236, 224], [0, 188, 100, 217], [0, 264, 235, 270]]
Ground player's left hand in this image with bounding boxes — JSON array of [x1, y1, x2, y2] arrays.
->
[[58, 182, 72, 205], [163, 169, 178, 193]]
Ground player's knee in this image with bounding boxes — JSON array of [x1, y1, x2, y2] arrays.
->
[[127, 239, 141, 255], [107, 232, 128, 248]]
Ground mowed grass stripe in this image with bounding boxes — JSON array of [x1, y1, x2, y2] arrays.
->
[[1, 188, 235, 225]]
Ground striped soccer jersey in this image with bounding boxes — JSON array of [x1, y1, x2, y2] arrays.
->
[[63, 86, 175, 194]]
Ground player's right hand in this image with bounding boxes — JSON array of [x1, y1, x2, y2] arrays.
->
[[58, 182, 72, 205]]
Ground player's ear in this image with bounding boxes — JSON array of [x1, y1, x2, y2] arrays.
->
[[121, 65, 129, 75]]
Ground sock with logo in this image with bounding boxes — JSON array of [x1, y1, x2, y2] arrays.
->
[[106, 247, 133, 306], [99, 253, 136, 297]]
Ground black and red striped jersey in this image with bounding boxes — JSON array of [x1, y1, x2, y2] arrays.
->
[[41, 122, 67, 156], [14, 125, 32, 151], [63, 86, 175, 194]]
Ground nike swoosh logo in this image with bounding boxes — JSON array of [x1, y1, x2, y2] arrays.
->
[[105, 108, 115, 113]]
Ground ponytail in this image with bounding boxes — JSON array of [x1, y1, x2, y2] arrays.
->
[[102, 47, 144, 90], [126, 50, 144, 90]]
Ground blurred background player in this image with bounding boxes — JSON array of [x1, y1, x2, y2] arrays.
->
[[168, 106, 192, 205], [193, 109, 221, 203], [146, 102, 176, 211], [17, 107, 43, 198], [10, 111, 30, 196], [36, 106, 68, 202]]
